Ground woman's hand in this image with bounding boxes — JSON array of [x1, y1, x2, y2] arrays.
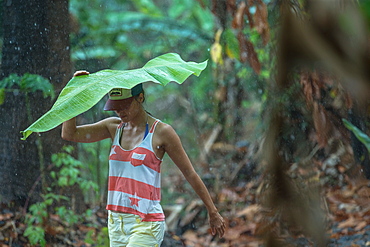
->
[[209, 211, 226, 238]]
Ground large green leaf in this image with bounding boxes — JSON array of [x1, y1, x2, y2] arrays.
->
[[21, 53, 207, 140], [343, 118, 370, 153]]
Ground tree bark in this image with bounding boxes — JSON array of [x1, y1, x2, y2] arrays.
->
[[0, 0, 72, 206]]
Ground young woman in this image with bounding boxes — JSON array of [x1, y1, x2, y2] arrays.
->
[[62, 71, 225, 246]]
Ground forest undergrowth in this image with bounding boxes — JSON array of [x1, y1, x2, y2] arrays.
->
[[1, 136, 370, 247]]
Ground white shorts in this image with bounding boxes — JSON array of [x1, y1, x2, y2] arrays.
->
[[108, 211, 165, 247]]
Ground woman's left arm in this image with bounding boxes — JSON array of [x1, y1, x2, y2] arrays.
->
[[159, 123, 226, 238]]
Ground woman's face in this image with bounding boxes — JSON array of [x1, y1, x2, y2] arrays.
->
[[114, 94, 144, 122]]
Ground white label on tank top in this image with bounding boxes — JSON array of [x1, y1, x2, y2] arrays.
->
[[132, 153, 146, 160]]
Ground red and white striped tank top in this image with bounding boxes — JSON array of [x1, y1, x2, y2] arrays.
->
[[106, 120, 164, 221]]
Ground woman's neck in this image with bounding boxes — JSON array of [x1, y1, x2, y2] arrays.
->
[[127, 108, 148, 128]]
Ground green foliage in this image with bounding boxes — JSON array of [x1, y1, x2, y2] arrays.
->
[[97, 227, 110, 246], [168, 0, 213, 31], [55, 206, 80, 225], [223, 28, 240, 60], [24, 193, 68, 246], [359, 0, 370, 29], [84, 230, 95, 244], [70, 0, 213, 68], [78, 138, 111, 203], [0, 73, 54, 105], [85, 227, 110, 246], [24, 146, 99, 245], [51, 146, 99, 192], [21, 53, 207, 140], [131, 0, 163, 16], [24, 226, 46, 247], [343, 118, 370, 153], [0, 88, 4, 105]]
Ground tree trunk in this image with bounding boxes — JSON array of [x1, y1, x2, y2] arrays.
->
[[0, 0, 72, 207]]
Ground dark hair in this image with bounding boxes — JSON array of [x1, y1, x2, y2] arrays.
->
[[131, 83, 143, 96], [134, 89, 154, 116], [134, 89, 145, 103]]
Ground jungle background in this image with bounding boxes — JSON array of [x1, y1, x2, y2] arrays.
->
[[0, 0, 370, 246]]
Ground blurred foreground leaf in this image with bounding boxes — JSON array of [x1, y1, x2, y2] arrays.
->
[[21, 53, 207, 140]]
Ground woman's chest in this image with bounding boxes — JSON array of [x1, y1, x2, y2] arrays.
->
[[119, 131, 145, 150]]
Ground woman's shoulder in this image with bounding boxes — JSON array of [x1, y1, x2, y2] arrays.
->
[[100, 116, 121, 125], [101, 117, 122, 138], [151, 117, 168, 129], [104, 116, 121, 122], [153, 119, 177, 137], [100, 117, 121, 130]]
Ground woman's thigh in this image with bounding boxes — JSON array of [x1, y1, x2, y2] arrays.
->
[[128, 220, 165, 247]]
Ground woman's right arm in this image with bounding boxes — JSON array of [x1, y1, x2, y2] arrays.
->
[[61, 117, 120, 143]]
